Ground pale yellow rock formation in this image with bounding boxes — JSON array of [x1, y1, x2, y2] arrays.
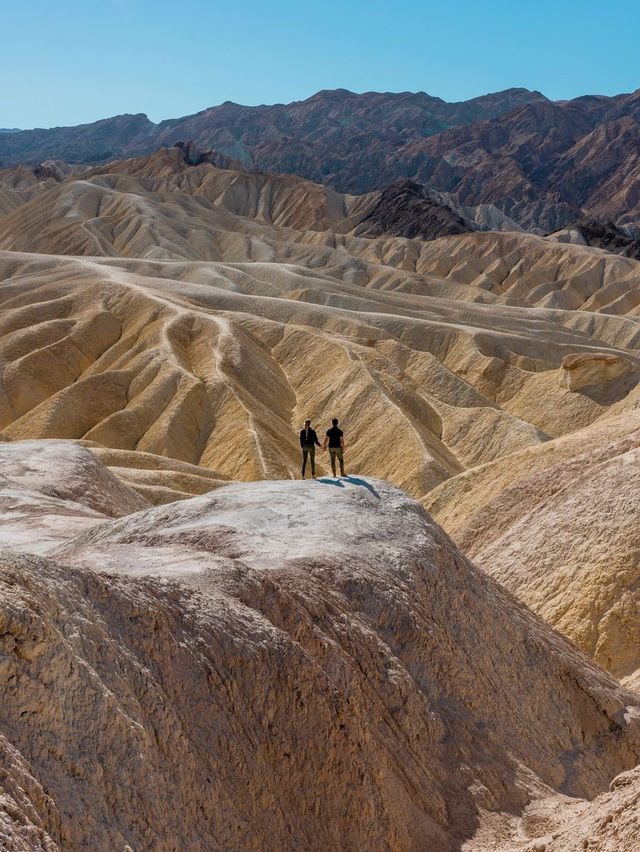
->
[[1, 215, 639, 499], [84, 443, 232, 504], [426, 412, 640, 687], [558, 351, 634, 391]]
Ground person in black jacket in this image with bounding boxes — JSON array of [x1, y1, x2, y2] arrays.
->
[[299, 419, 321, 478], [322, 418, 345, 477]]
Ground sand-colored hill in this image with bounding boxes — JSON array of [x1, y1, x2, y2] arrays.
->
[[2, 240, 640, 499], [426, 411, 640, 692], [1, 439, 640, 850], [1, 153, 640, 503]]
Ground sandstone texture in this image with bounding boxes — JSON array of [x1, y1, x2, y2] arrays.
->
[[1, 150, 640, 508], [426, 412, 640, 689], [0, 439, 148, 553], [0, 441, 640, 850], [558, 352, 634, 391]]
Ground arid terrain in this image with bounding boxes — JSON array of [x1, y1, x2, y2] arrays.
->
[[2, 136, 640, 849]]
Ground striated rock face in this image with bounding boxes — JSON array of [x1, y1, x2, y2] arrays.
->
[[558, 352, 634, 391], [1, 440, 640, 850], [1, 152, 640, 511], [354, 178, 476, 240], [426, 412, 640, 689]]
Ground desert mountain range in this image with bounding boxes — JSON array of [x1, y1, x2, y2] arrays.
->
[[2, 94, 640, 850], [3, 87, 640, 235]]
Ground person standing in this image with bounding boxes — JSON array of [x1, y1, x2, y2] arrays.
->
[[299, 419, 321, 478], [323, 418, 345, 477]]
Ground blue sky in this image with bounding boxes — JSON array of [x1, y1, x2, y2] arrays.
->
[[2, 0, 639, 128]]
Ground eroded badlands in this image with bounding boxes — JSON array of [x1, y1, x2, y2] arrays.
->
[[2, 148, 640, 849]]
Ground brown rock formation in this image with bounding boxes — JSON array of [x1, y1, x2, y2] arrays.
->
[[355, 178, 476, 240], [558, 352, 634, 391]]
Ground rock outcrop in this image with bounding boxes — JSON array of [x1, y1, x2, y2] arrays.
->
[[0, 439, 148, 553], [551, 217, 640, 259], [558, 352, 634, 391], [1, 440, 640, 850], [355, 178, 476, 240]]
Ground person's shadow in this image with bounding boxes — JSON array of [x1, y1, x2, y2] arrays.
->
[[316, 477, 344, 488], [316, 476, 380, 499]]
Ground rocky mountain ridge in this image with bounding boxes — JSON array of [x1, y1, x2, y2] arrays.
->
[[3, 86, 640, 234], [0, 88, 546, 169]]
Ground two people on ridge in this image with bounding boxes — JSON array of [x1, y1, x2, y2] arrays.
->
[[299, 418, 345, 479]]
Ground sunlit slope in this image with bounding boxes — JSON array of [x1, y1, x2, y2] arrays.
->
[[426, 411, 640, 688], [1, 150, 640, 506], [1, 242, 639, 502], [3, 150, 640, 314]]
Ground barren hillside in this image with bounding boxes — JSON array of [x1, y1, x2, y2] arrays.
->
[[1, 148, 640, 502]]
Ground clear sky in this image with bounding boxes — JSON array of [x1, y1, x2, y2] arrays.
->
[[2, 0, 639, 129]]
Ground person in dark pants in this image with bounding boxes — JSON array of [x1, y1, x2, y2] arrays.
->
[[323, 418, 345, 477], [299, 419, 321, 478]]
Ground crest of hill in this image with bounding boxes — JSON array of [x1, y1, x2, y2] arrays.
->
[[1, 439, 640, 849], [354, 178, 477, 240], [0, 88, 548, 170], [0, 143, 483, 247]]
